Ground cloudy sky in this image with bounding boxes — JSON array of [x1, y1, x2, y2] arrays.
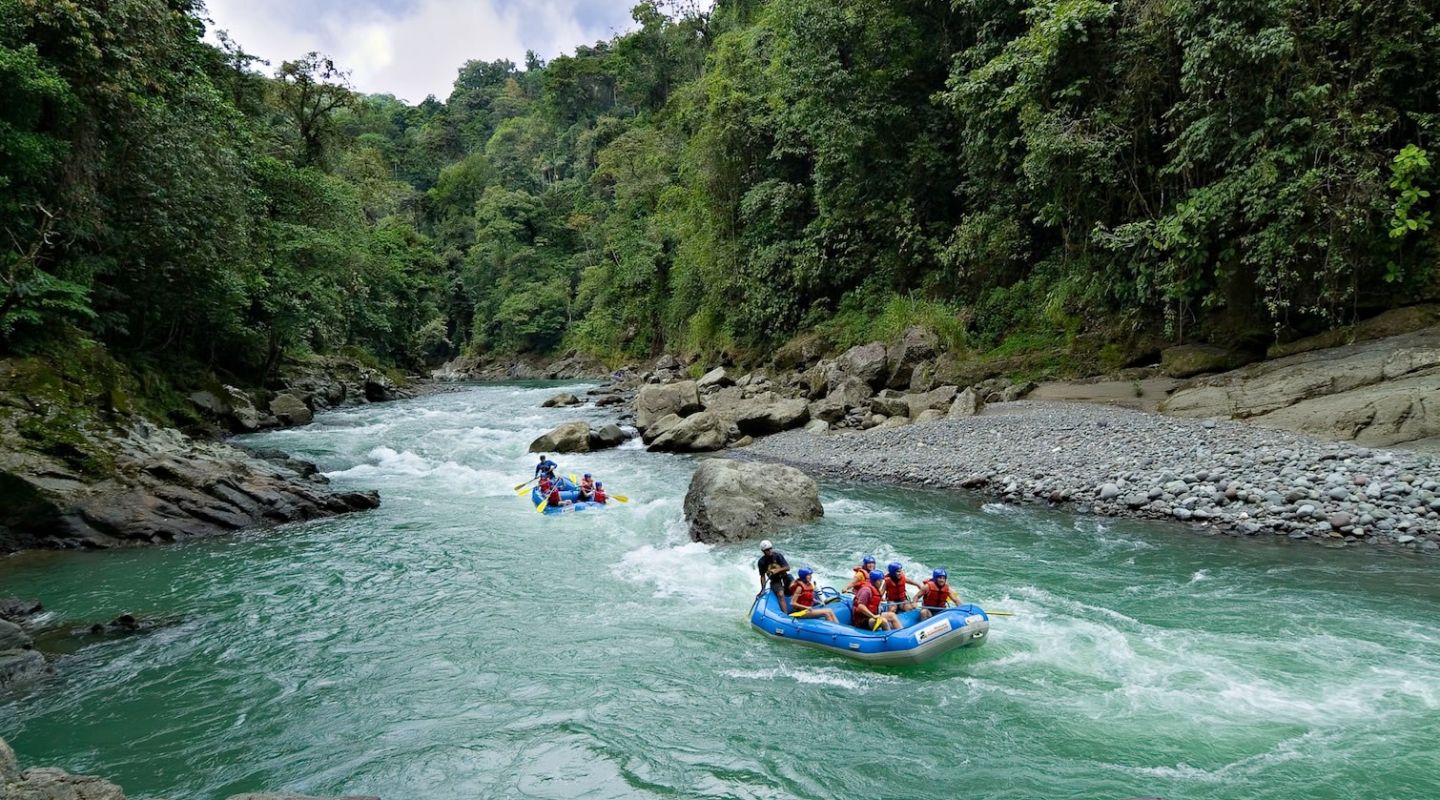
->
[[204, 0, 641, 102]]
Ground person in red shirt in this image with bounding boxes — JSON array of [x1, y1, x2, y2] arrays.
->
[[577, 473, 596, 501], [788, 568, 837, 622], [881, 561, 922, 612], [593, 481, 608, 503], [852, 570, 901, 631], [918, 569, 961, 620]]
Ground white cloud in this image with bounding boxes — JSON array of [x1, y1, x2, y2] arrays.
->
[[204, 0, 635, 102]]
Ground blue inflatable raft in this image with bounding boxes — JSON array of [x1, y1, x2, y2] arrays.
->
[[530, 476, 608, 514], [749, 586, 989, 665]]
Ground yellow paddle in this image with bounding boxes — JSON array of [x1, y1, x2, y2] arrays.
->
[[610, 494, 629, 503], [514, 476, 538, 494]]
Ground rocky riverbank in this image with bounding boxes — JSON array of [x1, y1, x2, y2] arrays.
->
[[0, 736, 375, 800], [0, 352, 400, 553], [739, 401, 1439, 551]]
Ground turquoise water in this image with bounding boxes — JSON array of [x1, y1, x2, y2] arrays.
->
[[3, 383, 1439, 799]]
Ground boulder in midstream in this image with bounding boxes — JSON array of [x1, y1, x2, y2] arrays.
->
[[683, 459, 823, 543]]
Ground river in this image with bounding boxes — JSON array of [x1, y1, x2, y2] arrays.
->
[[3, 383, 1439, 799]]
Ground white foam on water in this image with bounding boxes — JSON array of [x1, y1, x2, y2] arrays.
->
[[720, 665, 898, 691], [613, 542, 752, 606], [1189, 569, 1211, 583], [980, 502, 1015, 515]]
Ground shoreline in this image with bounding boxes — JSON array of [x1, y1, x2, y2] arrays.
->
[[737, 401, 1440, 553]]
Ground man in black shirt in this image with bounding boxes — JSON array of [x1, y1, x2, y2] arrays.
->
[[756, 540, 793, 613]]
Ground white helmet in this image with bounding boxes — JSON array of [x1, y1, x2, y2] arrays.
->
[[759, 540, 773, 551]]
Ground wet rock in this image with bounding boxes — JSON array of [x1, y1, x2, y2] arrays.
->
[[361, 372, 396, 403], [648, 411, 728, 453], [268, 393, 313, 426], [634, 381, 702, 431], [593, 394, 626, 408], [588, 424, 628, 450], [0, 598, 42, 623], [541, 392, 581, 408], [528, 421, 593, 453], [684, 460, 823, 543], [0, 649, 49, 690]]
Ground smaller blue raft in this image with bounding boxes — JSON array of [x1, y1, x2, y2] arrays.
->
[[530, 476, 608, 514], [749, 587, 989, 665]]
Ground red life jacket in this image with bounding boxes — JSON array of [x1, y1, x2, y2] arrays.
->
[[547, 489, 562, 506], [922, 580, 951, 608], [791, 578, 815, 608], [853, 583, 880, 616], [538, 477, 553, 494], [883, 572, 909, 602], [594, 488, 607, 502]]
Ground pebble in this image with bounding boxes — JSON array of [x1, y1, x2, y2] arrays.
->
[[742, 401, 1440, 553]]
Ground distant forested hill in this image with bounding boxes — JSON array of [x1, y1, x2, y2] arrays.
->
[[4, 0, 1438, 379]]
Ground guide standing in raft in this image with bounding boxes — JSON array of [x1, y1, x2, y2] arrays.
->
[[757, 540, 793, 613]]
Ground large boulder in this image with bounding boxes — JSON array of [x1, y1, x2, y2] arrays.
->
[[268, 393, 313, 426], [634, 381, 702, 430], [1161, 344, 1259, 378], [827, 376, 875, 410], [640, 413, 683, 445], [734, 399, 810, 436], [948, 387, 985, 418], [528, 421, 592, 453], [683, 460, 823, 543], [696, 367, 735, 390], [541, 392, 581, 408], [869, 392, 910, 418], [807, 397, 847, 424], [834, 342, 889, 389], [588, 424, 629, 450], [647, 411, 729, 452], [885, 326, 940, 389], [904, 385, 958, 418], [1162, 327, 1440, 447], [0, 619, 27, 651]]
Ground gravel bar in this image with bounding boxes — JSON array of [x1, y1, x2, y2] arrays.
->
[[740, 401, 1440, 552]]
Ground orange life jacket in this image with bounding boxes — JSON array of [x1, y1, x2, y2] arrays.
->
[[883, 572, 909, 602], [853, 583, 880, 617], [791, 578, 815, 608], [922, 579, 951, 608]]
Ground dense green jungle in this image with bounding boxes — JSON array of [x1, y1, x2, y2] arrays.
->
[[3, 0, 1439, 405]]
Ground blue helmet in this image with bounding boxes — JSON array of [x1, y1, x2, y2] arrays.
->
[[932, 568, 947, 581], [596, 481, 603, 487], [798, 567, 813, 580], [887, 561, 902, 576], [868, 569, 884, 582], [583, 473, 592, 478], [861, 555, 876, 567]]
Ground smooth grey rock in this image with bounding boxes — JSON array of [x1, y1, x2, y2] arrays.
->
[[914, 409, 946, 424], [876, 416, 910, 429], [640, 413, 682, 445], [735, 399, 810, 436], [904, 385, 957, 418], [541, 392, 581, 408], [267, 393, 313, 426], [869, 394, 910, 418], [0, 619, 29, 651], [1098, 483, 1121, 501], [634, 381, 702, 430], [588, 424, 628, 450], [648, 412, 728, 452], [684, 460, 822, 543], [808, 397, 847, 424], [696, 367, 735, 390], [803, 419, 831, 434], [948, 387, 984, 418], [835, 342, 889, 389], [528, 421, 592, 453]]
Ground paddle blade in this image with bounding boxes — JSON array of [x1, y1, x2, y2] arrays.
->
[[611, 495, 629, 503], [987, 611, 1015, 617], [513, 482, 527, 491], [535, 500, 546, 513], [516, 485, 533, 495]]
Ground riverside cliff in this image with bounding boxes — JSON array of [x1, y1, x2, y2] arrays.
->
[[0, 351, 409, 552]]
